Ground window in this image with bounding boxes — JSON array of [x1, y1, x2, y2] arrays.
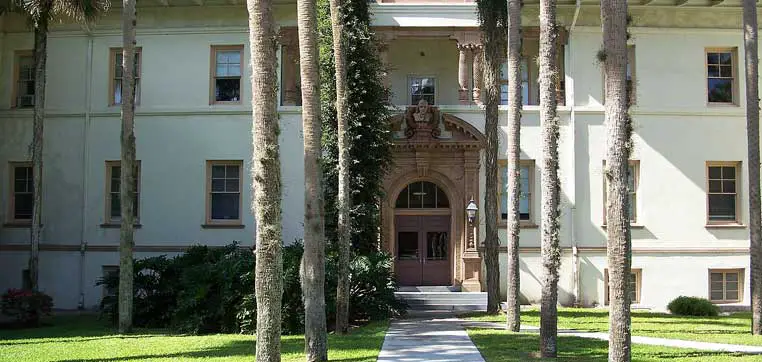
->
[[603, 160, 639, 224], [602, 45, 636, 106], [604, 268, 642, 305], [110, 47, 142, 105], [500, 60, 533, 106], [395, 181, 449, 209], [206, 161, 243, 224], [706, 48, 737, 104], [498, 160, 534, 223], [409, 77, 436, 105], [13, 51, 34, 108], [211, 45, 243, 104], [499, 37, 565, 106], [707, 162, 740, 224], [105, 161, 140, 223], [102, 266, 119, 298], [22, 269, 31, 290], [709, 269, 743, 303], [9, 162, 33, 223]]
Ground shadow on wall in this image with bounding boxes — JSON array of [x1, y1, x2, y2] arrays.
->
[[519, 258, 576, 306]]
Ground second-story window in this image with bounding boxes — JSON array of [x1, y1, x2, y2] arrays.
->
[[14, 52, 34, 108], [409, 76, 436, 105], [110, 48, 142, 106], [9, 162, 33, 222], [706, 48, 736, 104], [212, 46, 243, 104], [707, 162, 740, 224]]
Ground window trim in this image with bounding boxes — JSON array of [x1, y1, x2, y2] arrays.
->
[[706, 161, 742, 226], [11, 50, 34, 109], [104, 160, 141, 225], [708, 268, 744, 304], [8, 161, 33, 224], [705, 47, 739, 106], [497, 159, 536, 227], [205, 160, 244, 225], [209, 45, 245, 105], [602, 159, 640, 226], [108, 47, 143, 106], [408, 75, 438, 105], [604, 268, 642, 305]]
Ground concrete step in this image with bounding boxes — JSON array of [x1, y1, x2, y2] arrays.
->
[[395, 288, 487, 312]]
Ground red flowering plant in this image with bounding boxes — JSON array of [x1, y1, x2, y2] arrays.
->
[[1, 288, 53, 326]]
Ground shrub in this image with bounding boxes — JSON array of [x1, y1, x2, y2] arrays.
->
[[1, 289, 53, 326], [667, 296, 719, 316]]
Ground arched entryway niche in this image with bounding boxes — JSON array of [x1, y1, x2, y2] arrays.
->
[[393, 181, 452, 286], [381, 106, 486, 291]]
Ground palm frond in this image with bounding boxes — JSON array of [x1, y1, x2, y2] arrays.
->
[[52, 0, 109, 24]]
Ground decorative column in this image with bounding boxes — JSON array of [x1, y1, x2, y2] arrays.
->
[[472, 44, 484, 105], [461, 149, 482, 292], [279, 28, 300, 106], [457, 43, 471, 105]]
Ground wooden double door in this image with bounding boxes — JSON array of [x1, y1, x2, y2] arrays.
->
[[395, 215, 451, 286]]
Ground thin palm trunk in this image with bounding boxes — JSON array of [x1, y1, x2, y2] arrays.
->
[[538, 0, 560, 356], [330, 0, 352, 335], [483, 44, 502, 315], [505, 0, 522, 332], [248, 0, 283, 358], [743, 0, 762, 336], [297, 0, 327, 356], [29, 11, 49, 293], [601, 0, 632, 359], [117, 0, 137, 334]]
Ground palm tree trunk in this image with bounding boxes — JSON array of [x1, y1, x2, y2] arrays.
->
[[538, 0, 560, 356], [483, 40, 502, 316], [330, 0, 352, 335], [248, 0, 283, 358], [743, 0, 762, 336], [117, 0, 137, 334], [297, 0, 327, 357], [29, 13, 49, 293], [505, 0, 523, 332], [601, 0, 632, 358]]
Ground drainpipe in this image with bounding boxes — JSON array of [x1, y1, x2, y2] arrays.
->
[[78, 32, 94, 310], [569, 0, 581, 307]]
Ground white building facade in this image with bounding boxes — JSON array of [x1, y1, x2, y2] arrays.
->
[[0, 0, 755, 311]]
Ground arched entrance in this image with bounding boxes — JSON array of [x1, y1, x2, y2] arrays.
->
[[394, 181, 452, 286]]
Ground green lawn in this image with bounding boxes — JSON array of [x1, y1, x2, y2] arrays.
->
[[467, 328, 761, 361], [462, 308, 762, 346], [0, 315, 388, 362]]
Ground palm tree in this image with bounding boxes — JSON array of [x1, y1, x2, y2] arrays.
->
[[538, 0, 561, 356], [297, 0, 328, 356], [117, 0, 137, 334], [742, 0, 762, 335], [0, 0, 108, 293], [505, 0, 523, 332], [600, 0, 632, 358], [329, 0, 352, 335], [476, 0, 506, 316], [247, 0, 284, 358]]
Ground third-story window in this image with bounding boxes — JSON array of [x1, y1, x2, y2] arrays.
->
[[106, 161, 140, 223], [706, 49, 736, 104], [409, 77, 436, 105], [9, 163, 33, 222], [207, 161, 243, 223], [707, 162, 740, 224], [211, 46, 243, 104], [499, 60, 531, 106], [110, 48, 142, 105], [14, 52, 34, 108], [498, 160, 534, 223]]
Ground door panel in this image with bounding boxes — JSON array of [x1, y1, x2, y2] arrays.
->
[[394, 215, 451, 286]]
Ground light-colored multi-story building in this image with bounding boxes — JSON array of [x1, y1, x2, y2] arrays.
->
[[0, 0, 755, 311]]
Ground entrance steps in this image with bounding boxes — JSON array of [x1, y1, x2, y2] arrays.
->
[[395, 286, 487, 311]]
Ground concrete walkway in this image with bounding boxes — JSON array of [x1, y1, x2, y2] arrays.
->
[[377, 312, 485, 362], [461, 320, 762, 354]]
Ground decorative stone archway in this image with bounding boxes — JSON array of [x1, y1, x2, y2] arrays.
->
[[381, 102, 485, 291]]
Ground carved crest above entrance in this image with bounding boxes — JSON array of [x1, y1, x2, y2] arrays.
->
[[389, 104, 486, 149]]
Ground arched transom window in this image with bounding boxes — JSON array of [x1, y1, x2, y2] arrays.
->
[[395, 181, 450, 209]]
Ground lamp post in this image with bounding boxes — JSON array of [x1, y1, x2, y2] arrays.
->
[[466, 199, 478, 249]]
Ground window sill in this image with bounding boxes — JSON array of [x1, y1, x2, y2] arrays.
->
[[100, 223, 142, 229], [705, 223, 746, 229], [711, 300, 743, 304], [210, 101, 243, 106], [497, 222, 538, 229], [601, 224, 645, 229], [201, 223, 245, 229], [2, 222, 37, 228], [707, 102, 740, 107]]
